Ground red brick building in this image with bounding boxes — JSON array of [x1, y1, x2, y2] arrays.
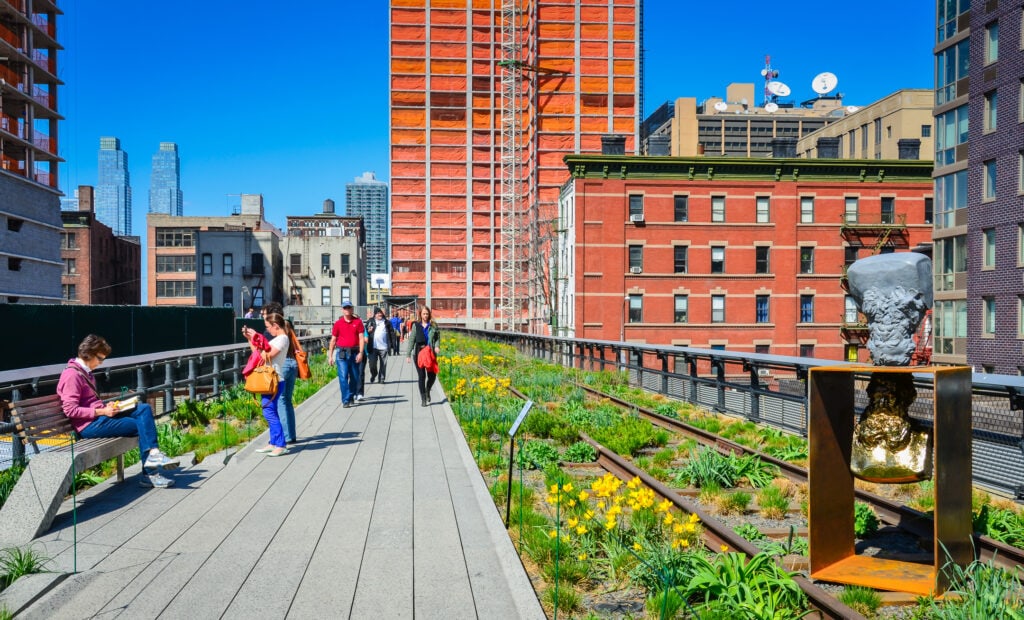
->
[[555, 152, 934, 362], [60, 186, 141, 305]]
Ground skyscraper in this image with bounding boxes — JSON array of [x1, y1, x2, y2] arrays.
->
[[389, 1, 641, 328], [96, 137, 132, 236], [149, 142, 183, 216], [345, 172, 389, 277]]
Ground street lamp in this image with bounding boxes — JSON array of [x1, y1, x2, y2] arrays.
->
[[240, 285, 250, 316], [375, 277, 384, 306]]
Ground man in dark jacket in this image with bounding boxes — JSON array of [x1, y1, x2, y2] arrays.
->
[[367, 307, 396, 383]]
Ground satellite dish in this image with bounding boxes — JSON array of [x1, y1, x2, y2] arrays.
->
[[760, 68, 768, 77], [713, 101, 728, 112], [766, 81, 790, 97], [740, 98, 748, 106], [846, 105, 860, 114], [812, 72, 838, 95], [764, 102, 779, 113]]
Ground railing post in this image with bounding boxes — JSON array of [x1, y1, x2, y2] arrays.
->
[[713, 357, 726, 412], [136, 366, 146, 402], [746, 362, 761, 423], [10, 389, 24, 464], [188, 358, 197, 401], [233, 350, 241, 387], [686, 355, 698, 403], [212, 355, 221, 397], [164, 362, 174, 414], [660, 352, 669, 396]]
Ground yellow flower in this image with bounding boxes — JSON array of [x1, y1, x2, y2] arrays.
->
[[549, 530, 558, 539], [604, 518, 617, 530], [627, 476, 641, 490], [673, 523, 684, 534], [576, 524, 588, 535], [720, 544, 729, 552], [578, 491, 589, 501], [657, 499, 672, 513], [562, 482, 573, 493], [567, 499, 576, 508], [567, 518, 578, 528], [689, 513, 700, 523], [550, 484, 559, 494], [680, 539, 690, 548], [584, 510, 595, 521], [597, 501, 605, 511], [663, 513, 675, 526], [686, 523, 696, 533], [633, 542, 642, 551], [577, 553, 587, 561]]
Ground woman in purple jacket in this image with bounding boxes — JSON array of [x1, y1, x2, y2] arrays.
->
[[56, 334, 179, 488]]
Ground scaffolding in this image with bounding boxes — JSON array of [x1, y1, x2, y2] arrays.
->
[[498, 0, 525, 331]]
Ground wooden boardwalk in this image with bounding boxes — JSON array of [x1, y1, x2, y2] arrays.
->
[[1, 359, 543, 619]]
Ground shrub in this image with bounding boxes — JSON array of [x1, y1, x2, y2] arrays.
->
[[561, 441, 597, 463], [646, 588, 686, 619], [839, 585, 883, 617], [674, 447, 736, 489], [757, 485, 791, 520], [543, 581, 581, 614], [733, 523, 766, 542], [517, 440, 559, 470], [522, 411, 558, 438], [715, 491, 752, 515], [925, 554, 1024, 619], [854, 502, 879, 538], [652, 447, 675, 468], [0, 546, 51, 591]]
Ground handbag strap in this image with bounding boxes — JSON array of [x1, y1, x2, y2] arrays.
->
[[289, 330, 304, 355]]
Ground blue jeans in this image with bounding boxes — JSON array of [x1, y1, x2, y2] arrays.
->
[[80, 402, 159, 457], [278, 358, 298, 442], [261, 382, 286, 448], [335, 350, 361, 405]]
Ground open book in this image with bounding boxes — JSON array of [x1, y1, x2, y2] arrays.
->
[[110, 395, 139, 413]]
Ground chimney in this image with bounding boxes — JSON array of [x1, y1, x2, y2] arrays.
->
[[647, 134, 670, 156], [770, 137, 797, 158], [816, 137, 840, 159], [897, 138, 921, 160], [77, 185, 95, 213], [601, 134, 626, 155], [323, 198, 335, 214]]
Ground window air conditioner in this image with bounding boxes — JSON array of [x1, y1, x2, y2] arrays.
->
[[757, 368, 771, 377], [629, 214, 645, 223], [629, 266, 643, 274]]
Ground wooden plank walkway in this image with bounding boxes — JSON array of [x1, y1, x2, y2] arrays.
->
[[2, 358, 543, 619]]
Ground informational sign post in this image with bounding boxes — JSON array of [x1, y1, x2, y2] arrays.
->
[[505, 400, 533, 526]]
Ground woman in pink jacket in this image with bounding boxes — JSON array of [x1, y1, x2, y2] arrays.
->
[[56, 334, 179, 488]]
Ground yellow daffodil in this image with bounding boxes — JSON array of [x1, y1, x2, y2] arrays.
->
[[657, 499, 672, 513], [578, 491, 589, 501], [633, 542, 642, 551], [548, 530, 558, 539], [663, 513, 675, 526], [720, 544, 729, 552], [577, 553, 587, 561], [576, 524, 588, 535], [562, 482, 573, 493], [567, 518, 578, 528]]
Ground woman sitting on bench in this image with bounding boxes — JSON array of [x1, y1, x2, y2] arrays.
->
[[56, 334, 179, 489]]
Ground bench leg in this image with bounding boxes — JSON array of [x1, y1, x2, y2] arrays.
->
[[116, 454, 124, 482]]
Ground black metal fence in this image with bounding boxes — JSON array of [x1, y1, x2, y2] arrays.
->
[[455, 328, 1024, 501]]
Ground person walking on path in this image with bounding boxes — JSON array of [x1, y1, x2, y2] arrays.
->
[[258, 302, 299, 444], [405, 305, 441, 407], [327, 300, 365, 408], [367, 307, 395, 383], [389, 311, 403, 354], [57, 334, 179, 488], [246, 312, 291, 457]]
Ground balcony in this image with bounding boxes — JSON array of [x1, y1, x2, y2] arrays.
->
[[241, 266, 265, 278]]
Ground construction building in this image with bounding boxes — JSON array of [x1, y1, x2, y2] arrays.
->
[[555, 140, 934, 362], [147, 194, 283, 312], [284, 198, 368, 328], [0, 0, 63, 304], [60, 185, 141, 305], [389, 0, 641, 329]]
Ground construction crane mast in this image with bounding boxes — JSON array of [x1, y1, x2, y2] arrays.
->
[[498, 0, 525, 332]]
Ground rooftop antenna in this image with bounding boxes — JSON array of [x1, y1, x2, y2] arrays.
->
[[760, 55, 782, 106]]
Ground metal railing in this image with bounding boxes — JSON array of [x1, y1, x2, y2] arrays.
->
[[454, 328, 1024, 501], [0, 336, 328, 465]]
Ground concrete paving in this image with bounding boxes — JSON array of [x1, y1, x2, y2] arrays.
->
[[1, 358, 544, 619]]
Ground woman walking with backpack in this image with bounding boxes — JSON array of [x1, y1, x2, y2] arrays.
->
[[405, 305, 440, 407]]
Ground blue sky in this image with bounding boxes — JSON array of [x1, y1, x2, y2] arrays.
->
[[58, 1, 934, 234]]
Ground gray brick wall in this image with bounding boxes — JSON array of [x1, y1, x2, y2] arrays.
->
[[0, 174, 63, 302]]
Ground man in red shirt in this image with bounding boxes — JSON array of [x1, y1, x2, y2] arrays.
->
[[327, 300, 366, 408]]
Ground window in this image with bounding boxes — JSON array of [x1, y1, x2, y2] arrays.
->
[[156, 255, 195, 273], [290, 286, 302, 305], [937, 0, 968, 42], [1020, 224, 1024, 265], [628, 294, 642, 323], [984, 160, 997, 200], [321, 286, 331, 306], [845, 296, 859, 323], [7, 257, 21, 271], [935, 170, 968, 229], [290, 254, 302, 275], [62, 283, 76, 301], [985, 90, 998, 132], [755, 344, 770, 355], [673, 246, 688, 273], [848, 130, 856, 157], [924, 198, 933, 224], [755, 246, 770, 274], [61, 232, 77, 249], [252, 286, 264, 307], [1019, 296, 1024, 337], [711, 196, 725, 222], [250, 253, 264, 275], [64, 258, 76, 274], [844, 197, 858, 224], [935, 235, 967, 291], [800, 295, 814, 323], [201, 286, 213, 306], [222, 286, 233, 307], [1020, 80, 1024, 122], [156, 281, 196, 298], [341, 286, 351, 302], [881, 197, 895, 224], [755, 295, 769, 323], [845, 345, 859, 363], [755, 196, 770, 223], [861, 123, 868, 155], [628, 245, 643, 271], [921, 124, 931, 137], [674, 295, 688, 323], [799, 247, 814, 274], [935, 105, 968, 166], [201, 253, 213, 275], [156, 229, 195, 247], [1019, 152, 1024, 193], [673, 195, 688, 222], [711, 295, 725, 323], [984, 297, 996, 335], [936, 39, 969, 105], [628, 194, 644, 218], [799, 344, 815, 358], [800, 197, 814, 223], [6, 217, 22, 232], [845, 246, 859, 267], [222, 253, 233, 275], [321, 253, 331, 274], [710, 246, 725, 274], [983, 228, 996, 268], [341, 254, 350, 275], [986, 21, 999, 64]]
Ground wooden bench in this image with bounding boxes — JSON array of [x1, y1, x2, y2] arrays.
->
[[0, 394, 138, 547]]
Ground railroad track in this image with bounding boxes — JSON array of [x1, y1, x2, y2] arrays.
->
[[575, 382, 1024, 574]]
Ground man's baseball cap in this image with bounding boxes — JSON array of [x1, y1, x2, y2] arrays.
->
[[341, 300, 353, 308]]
